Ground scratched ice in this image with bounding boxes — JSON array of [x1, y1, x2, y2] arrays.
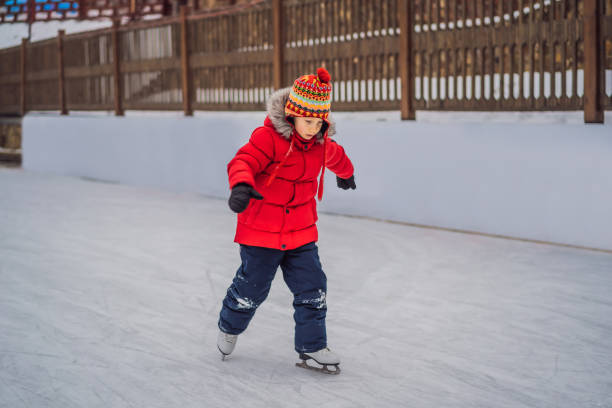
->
[[1, 168, 612, 408]]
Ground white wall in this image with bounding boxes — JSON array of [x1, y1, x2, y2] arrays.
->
[[22, 111, 612, 251]]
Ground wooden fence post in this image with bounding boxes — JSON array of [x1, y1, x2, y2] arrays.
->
[[272, 0, 284, 89], [399, 0, 415, 120], [583, 0, 603, 123], [20, 38, 27, 116], [79, 0, 88, 20], [180, 5, 193, 116], [112, 18, 124, 116], [129, 0, 137, 20], [57, 30, 68, 115], [162, 0, 172, 16]]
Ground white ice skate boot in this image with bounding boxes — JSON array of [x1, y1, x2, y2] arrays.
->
[[296, 347, 341, 375], [217, 330, 238, 360]]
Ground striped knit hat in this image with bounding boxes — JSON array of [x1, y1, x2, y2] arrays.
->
[[285, 67, 332, 119]]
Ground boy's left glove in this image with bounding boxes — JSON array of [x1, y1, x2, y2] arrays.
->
[[336, 175, 356, 190]]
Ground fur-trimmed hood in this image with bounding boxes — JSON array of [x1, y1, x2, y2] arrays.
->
[[265, 87, 336, 144]]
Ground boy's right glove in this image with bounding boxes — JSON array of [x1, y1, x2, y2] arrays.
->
[[336, 175, 356, 190], [228, 183, 264, 213]]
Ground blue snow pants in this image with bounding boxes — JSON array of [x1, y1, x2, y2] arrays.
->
[[218, 242, 327, 353]]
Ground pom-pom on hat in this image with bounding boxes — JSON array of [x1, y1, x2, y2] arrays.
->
[[285, 67, 332, 120]]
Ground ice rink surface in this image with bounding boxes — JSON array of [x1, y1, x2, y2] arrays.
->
[[1, 168, 611, 408]]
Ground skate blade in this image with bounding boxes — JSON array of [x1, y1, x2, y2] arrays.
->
[[218, 347, 230, 361], [296, 360, 341, 375]]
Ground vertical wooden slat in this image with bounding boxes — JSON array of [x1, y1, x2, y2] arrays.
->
[[358, 52, 364, 102], [273, 0, 284, 89], [354, 0, 361, 38], [430, 0, 434, 31], [539, 42, 546, 108], [399, 0, 415, 119], [376, 53, 382, 102], [550, 41, 556, 104], [111, 19, 124, 116], [500, 42, 506, 104], [549, 3, 557, 105], [425, 0, 431, 104], [382, 0, 389, 36], [247, 7, 253, 51], [561, 1, 568, 101], [518, 0, 525, 101], [436, 1, 441, 104], [348, 55, 354, 103], [323, 0, 332, 43], [446, 46, 451, 101], [359, 0, 368, 38], [481, 46, 486, 101], [375, 0, 382, 35], [237, 10, 243, 54], [384, 53, 390, 103], [367, 0, 373, 38], [20, 38, 27, 116], [446, 0, 452, 101], [58, 30, 67, 115], [339, 0, 345, 41], [343, 55, 349, 103], [583, 0, 603, 122], [286, 3, 293, 48], [452, 48, 458, 102], [300, 1, 306, 46], [332, 0, 339, 44], [538, 1, 545, 106], [180, 6, 192, 115], [470, 46, 476, 102], [529, 0, 536, 105], [344, 0, 355, 41], [314, 0, 327, 44], [487, 0, 493, 102], [561, 39, 567, 100]]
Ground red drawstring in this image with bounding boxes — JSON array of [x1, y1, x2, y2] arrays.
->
[[266, 137, 295, 187], [317, 135, 327, 201]]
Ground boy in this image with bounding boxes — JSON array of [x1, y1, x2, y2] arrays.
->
[[217, 67, 356, 374]]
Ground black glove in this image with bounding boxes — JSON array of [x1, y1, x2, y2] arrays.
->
[[228, 183, 264, 213], [336, 175, 356, 190]]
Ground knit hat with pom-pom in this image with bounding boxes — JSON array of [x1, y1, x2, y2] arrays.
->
[[285, 67, 332, 119]]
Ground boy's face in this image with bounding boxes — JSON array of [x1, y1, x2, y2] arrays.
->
[[294, 117, 323, 140]]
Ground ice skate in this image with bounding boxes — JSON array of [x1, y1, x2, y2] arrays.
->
[[217, 330, 238, 360], [296, 347, 341, 375]]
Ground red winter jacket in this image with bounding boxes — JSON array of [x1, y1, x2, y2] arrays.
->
[[227, 88, 354, 250]]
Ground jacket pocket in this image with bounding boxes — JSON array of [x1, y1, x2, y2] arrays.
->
[[248, 203, 283, 232], [285, 203, 316, 232]]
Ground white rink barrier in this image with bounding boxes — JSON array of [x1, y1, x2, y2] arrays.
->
[[23, 111, 612, 251]]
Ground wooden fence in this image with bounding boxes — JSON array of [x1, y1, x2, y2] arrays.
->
[[0, 0, 610, 122]]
